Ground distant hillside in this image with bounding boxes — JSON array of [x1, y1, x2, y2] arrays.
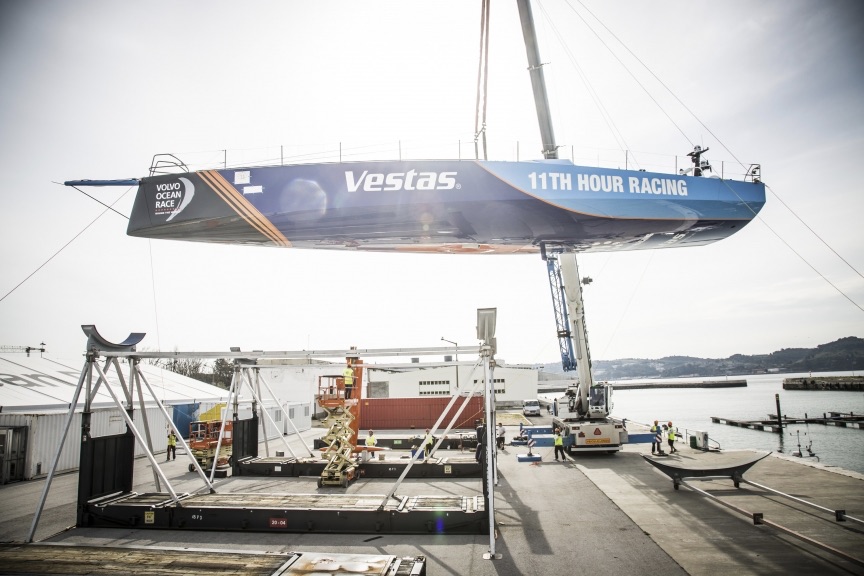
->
[[538, 337, 864, 380]]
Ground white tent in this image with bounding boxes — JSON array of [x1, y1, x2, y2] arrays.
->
[[0, 354, 229, 412], [0, 353, 229, 481]]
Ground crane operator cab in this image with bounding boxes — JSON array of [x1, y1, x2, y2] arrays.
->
[[588, 384, 612, 418]]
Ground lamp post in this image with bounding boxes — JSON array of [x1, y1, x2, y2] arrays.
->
[[441, 337, 459, 392]]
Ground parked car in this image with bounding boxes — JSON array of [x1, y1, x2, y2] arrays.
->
[[522, 399, 541, 416]]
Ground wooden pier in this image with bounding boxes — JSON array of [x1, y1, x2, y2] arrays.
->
[[711, 412, 864, 433]]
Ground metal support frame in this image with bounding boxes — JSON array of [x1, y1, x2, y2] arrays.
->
[[256, 370, 270, 457], [131, 359, 160, 491], [26, 362, 88, 542], [28, 344, 221, 541], [206, 362, 321, 477], [197, 369, 234, 484], [135, 365, 215, 491], [480, 342, 500, 559], [379, 363, 487, 507], [92, 361, 183, 501], [91, 345, 478, 361], [235, 366, 315, 460], [31, 325, 491, 541], [428, 359, 484, 455], [476, 307, 500, 560]]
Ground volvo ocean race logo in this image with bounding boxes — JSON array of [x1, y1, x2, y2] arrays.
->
[[345, 169, 459, 192], [154, 177, 195, 221]]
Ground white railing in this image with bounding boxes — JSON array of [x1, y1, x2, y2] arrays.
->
[[150, 138, 759, 182]]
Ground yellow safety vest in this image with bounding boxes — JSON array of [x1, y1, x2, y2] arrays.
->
[[365, 436, 377, 447], [168, 434, 176, 447], [554, 435, 563, 446], [343, 367, 354, 387]]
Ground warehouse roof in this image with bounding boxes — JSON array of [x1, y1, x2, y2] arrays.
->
[[0, 353, 229, 413]]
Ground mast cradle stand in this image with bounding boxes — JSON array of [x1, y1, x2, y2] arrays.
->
[[643, 451, 771, 490], [64, 326, 490, 537]]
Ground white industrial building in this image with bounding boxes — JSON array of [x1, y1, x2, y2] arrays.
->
[[365, 363, 538, 407], [258, 360, 539, 413], [0, 353, 312, 482]]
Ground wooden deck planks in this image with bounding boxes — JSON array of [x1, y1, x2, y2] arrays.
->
[[0, 544, 294, 576]]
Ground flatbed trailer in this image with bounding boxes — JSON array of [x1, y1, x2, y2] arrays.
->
[[236, 454, 482, 478], [79, 490, 485, 534]]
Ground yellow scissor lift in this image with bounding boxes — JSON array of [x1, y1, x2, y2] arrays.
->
[[316, 360, 362, 488]]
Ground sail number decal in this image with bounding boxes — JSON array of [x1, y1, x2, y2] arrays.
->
[[529, 171, 689, 196], [528, 172, 572, 191]]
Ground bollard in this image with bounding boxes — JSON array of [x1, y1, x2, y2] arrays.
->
[[775, 394, 783, 433]]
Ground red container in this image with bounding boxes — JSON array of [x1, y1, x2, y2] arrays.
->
[[360, 397, 484, 430]]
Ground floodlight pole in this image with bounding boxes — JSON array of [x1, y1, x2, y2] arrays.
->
[[441, 337, 460, 391], [481, 342, 499, 560], [477, 307, 501, 560]]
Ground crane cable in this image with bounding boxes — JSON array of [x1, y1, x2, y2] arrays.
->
[[559, 1, 694, 149], [567, 0, 863, 285], [545, 0, 862, 313], [474, 0, 491, 160], [536, 2, 635, 163]]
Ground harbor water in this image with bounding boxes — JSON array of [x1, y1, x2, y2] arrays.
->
[[609, 371, 864, 474]]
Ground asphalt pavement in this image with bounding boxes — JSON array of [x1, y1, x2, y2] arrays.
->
[[1, 415, 863, 575]]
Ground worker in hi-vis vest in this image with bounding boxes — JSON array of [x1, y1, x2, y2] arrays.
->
[[553, 429, 565, 461], [365, 430, 377, 447], [343, 365, 355, 399], [166, 431, 177, 462], [651, 420, 661, 454]]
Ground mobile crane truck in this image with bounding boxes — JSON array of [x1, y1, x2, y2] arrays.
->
[[546, 249, 627, 454]]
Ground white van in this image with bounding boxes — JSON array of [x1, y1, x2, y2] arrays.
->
[[522, 399, 541, 416]]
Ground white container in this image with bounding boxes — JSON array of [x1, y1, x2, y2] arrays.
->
[[0, 406, 172, 479]]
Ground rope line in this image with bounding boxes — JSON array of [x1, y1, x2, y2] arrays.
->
[[147, 239, 163, 352], [0, 187, 131, 303], [764, 184, 864, 281], [551, 1, 862, 314], [569, 0, 696, 149], [65, 184, 130, 219]]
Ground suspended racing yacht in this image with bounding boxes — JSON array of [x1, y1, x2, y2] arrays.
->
[[119, 156, 764, 254]]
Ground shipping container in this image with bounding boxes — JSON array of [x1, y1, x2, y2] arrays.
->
[[0, 406, 171, 479], [359, 397, 485, 430]]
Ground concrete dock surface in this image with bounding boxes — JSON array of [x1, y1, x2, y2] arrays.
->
[[1, 423, 862, 575]]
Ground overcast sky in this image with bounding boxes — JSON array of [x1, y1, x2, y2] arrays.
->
[[1, 1, 862, 366]]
